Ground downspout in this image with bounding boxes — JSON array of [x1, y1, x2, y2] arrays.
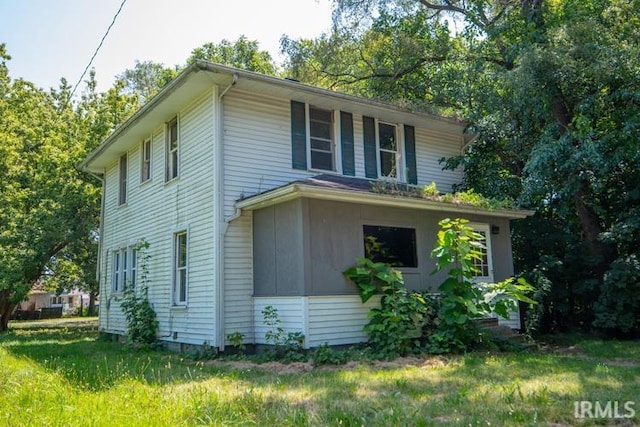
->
[[215, 73, 238, 351]]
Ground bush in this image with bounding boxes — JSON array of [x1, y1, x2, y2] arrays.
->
[[344, 258, 435, 358], [311, 343, 349, 366], [119, 239, 159, 349], [593, 256, 640, 336], [261, 305, 306, 361], [429, 218, 535, 353]]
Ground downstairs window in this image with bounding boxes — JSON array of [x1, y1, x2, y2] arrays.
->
[[363, 225, 418, 268]]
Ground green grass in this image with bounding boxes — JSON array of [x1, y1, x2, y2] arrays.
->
[[1, 319, 639, 426]]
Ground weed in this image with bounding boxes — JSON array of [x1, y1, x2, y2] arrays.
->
[[1, 320, 639, 426]]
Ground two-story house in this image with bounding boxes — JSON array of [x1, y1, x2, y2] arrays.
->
[[80, 61, 530, 350]]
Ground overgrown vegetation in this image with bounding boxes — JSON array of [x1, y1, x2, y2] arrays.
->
[[260, 305, 306, 361], [345, 218, 535, 357], [369, 179, 517, 211], [428, 218, 535, 353], [344, 258, 435, 357], [119, 239, 158, 348], [2, 319, 638, 426]]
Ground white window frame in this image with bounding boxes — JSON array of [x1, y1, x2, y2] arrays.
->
[[141, 137, 152, 183], [469, 223, 494, 283], [111, 247, 138, 293], [165, 117, 179, 182], [130, 248, 137, 289], [375, 120, 403, 180], [172, 231, 188, 306], [112, 250, 122, 293], [306, 105, 338, 172], [118, 153, 127, 205]]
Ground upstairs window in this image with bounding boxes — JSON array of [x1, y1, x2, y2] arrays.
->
[[378, 122, 398, 178], [141, 137, 152, 183], [363, 117, 413, 182], [363, 225, 418, 268], [118, 154, 127, 205], [291, 101, 353, 174], [165, 117, 178, 182], [309, 106, 335, 171]]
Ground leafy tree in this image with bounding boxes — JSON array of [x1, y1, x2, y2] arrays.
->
[[287, 0, 640, 335], [187, 36, 278, 75], [0, 45, 136, 331], [116, 60, 179, 104], [116, 37, 278, 106], [45, 233, 100, 316]]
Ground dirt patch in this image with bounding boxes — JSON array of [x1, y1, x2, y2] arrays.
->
[[204, 355, 450, 374]]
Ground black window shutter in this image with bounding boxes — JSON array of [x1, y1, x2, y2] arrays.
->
[[340, 111, 355, 176], [404, 124, 417, 184], [363, 116, 377, 179], [290, 100, 307, 170]]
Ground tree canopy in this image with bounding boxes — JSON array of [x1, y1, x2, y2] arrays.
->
[[0, 37, 276, 330], [282, 0, 640, 335], [0, 44, 137, 330], [2, 8, 638, 337]]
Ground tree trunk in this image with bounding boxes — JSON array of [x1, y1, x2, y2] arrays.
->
[[0, 290, 16, 332], [549, 88, 614, 279], [88, 292, 97, 316], [574, 179, 615, 280]]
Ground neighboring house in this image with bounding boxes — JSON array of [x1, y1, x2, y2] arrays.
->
[[80, 61, 531, 350], [18, 284, 91, 318]]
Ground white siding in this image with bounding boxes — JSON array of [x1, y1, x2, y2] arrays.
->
[[98, 80, 472, 349], [223, 91, 463, 217], [221, 89, 465, 346], [306, 295, 381, 347], [223, 91, 315, 217], [99, 91, 218, 346], [252, 295, 381, 348], [253, 297, 306, 346], [415, 126, 463, 192], [223, 212, 254, 343]]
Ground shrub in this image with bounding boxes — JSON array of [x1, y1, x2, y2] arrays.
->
[[311, 343, 349, 366], [227, 331, 246, 352], [261, 305, 306, 361], [344, 258, 434, 358], [593, 255, 640, 336], [429, 218, 535, 353], [119, 239, 159, 349]]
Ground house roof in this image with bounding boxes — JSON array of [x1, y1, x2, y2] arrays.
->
[[80, 61, 470, 173], [236, 174, 534, 220]]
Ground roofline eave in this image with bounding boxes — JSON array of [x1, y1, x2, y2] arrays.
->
[[236, 183, 534, 220]]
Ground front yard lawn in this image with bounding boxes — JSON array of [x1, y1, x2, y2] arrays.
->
[[1, 319, 638, 426]]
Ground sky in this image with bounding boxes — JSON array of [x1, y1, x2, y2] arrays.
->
[[0, 0, 334, 93]]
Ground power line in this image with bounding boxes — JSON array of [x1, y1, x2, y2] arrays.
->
[[69, 0, 128, 100]]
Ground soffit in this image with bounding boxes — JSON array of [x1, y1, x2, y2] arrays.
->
[[236, 175, 534, 220]]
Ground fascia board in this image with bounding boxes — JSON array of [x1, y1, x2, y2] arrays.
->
[[237, 183, 534, 219]]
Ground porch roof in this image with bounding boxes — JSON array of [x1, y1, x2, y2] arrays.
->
[[236, 175, 534, 220]]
